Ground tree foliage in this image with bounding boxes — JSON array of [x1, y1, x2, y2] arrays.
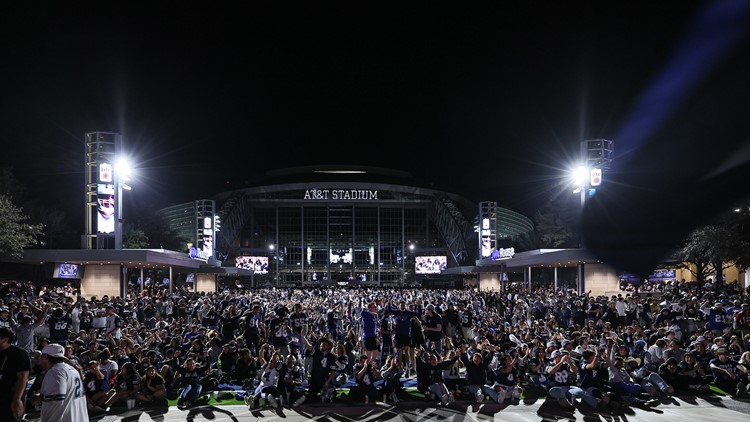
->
[[674, 214, 750, 283], [123, 227, 150, 249], [0, 194, 44, 257], [534, 194, 579, 248]]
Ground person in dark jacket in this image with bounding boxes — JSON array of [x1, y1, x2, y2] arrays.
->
[[415, 345, 461, 406], [459, 346, 499, 403]]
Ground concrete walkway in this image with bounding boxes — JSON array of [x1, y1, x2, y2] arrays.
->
[[26, 395, 750, 422]]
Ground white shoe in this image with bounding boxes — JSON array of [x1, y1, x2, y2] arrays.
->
[[513, 389, 521, 400], [292, 396, 305, 407], [448, 394, 455, 404], [497, 395, 504, 404], [441, 394, 449, 406], [267, 395, 279, 409], [476, 391, 484, 403]]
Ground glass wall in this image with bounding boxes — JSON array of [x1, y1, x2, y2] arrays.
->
[[239, 203, 437, 286]]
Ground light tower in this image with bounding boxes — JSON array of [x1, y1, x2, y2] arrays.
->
[[84, 132, 123, 250]]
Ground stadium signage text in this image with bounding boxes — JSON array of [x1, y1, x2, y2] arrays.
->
[[189, 246, 210, 263], [491, 247, 515, 260], [303, 189, 379, 200]]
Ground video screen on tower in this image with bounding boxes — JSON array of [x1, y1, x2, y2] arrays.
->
[[53, 263, 80, 279], [96, 162, 115, 234], [235, 256, 269, 274], [415, 256, 447, 274]]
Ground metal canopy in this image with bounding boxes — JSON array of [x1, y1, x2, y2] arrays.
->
[[6, 249, 203, 270]]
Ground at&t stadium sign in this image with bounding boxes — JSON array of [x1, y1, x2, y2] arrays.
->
[[303, 189, 378, 200]]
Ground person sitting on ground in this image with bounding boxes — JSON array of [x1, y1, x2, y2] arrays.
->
[[545, 349, 579, 409], [625, 355, 674, 397], [246, 346, 282, 409], [331, 343, 350, 388], [379, 355, 404, 404], [578, 348, 614, 410], [83, 360, 109, 412], [98, 348, 118, 387], [491, 350, 523, 403], [709, 347, 748, 396], [677, 352, 711, 390], [607, 334, 659, 407], [349, 355, 381, 404], [645, 338, 667, 371], [174, 358, 207, 409], [102, 362, 140, 410], [459, 343, 499, 403], [441, 347, 465, 398], [527, 347, 551, 390], [279, 355, 306, 408], [415, 345, 462, 406], [135, 365, 167, 405], [737, 351, 750, 384], [658, 357, 695, 392]]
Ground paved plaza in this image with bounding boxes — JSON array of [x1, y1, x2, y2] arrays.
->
[[25, 395, 750, 422]]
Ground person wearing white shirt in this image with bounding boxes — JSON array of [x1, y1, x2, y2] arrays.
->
[[38, 343, 88, 422]]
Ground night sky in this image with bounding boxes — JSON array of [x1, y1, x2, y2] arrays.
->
[[2, 2, 749, 270]]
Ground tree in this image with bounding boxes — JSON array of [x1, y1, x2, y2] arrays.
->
[[0, 194, 44, 257], [123, 227, 150, 249], [29, 206, 78, 249], [721, 203, 750, 272], [674, 223, 750, 284], [534, 194, 579, 248]]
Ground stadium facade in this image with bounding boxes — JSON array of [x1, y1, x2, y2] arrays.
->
[[160, 166, 533, 287]]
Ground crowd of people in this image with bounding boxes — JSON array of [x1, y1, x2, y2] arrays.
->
[[1, 279, 750, 420]]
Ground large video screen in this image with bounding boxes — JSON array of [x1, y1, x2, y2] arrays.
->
[[96, 162, 115, 234], [330, 249, 352, 264], [54, 263, 80, 279], [235, 256, 269, 274], [415, 256, 447, 274]]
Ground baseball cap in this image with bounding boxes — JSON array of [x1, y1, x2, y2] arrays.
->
[[546, 341, 556, 348], [41, 343, 67, 359], [550, 350, 562, 358], [426, 304, 435, 311]]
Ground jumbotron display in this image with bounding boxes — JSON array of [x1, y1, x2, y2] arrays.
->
[[415, 256, 447, 274], [235, 256, 269, 274]]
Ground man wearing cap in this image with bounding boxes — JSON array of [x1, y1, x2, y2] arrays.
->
[[13, 303, 49, 353], [545, 349, 579, 408], [607, 334, 659, 407], [0, 327, 31, 421], [38, 343, 88, 421]]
